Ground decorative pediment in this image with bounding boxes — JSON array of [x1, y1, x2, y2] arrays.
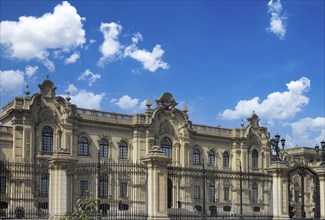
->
[[38, 79, 57, 98], [247, 113, 260, 128], [155, 92, 177, 110]]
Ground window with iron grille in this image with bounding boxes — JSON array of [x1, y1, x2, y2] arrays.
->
[[193, 148, 201, 165], [119, 141, 128, 159], [252, 150, 258, 169], [160, 137, 172, 158], [224, 186, 229, 201], [120, 182, 127, 198], [99, 139, 108, 157], [79, 137, 89, 156], [223, 152, 229, 168], [42, 127, 53, 152], [251, 182, 258, 203], [208, 150, 215, 166], [209, 181, 215, 202], [40, 175, 49, 197], [194, 186, 200, 199], [80, 180, 88, 196], [99, 174, 108, 198], [0, 177, 6, 193]]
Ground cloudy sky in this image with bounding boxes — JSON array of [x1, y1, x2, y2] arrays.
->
[[0, 0, 324, 148]]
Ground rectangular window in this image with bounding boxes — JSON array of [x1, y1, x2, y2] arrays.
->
[[80, 180, 88, 196], [0, 177, 6, 193], [194, 186, 200, 199], [99, 176, 108, 198], [209, 186, 215, 202], [40, 175, 49, 197], [224, 187, 229, 201], [120, 182, 127, 198]]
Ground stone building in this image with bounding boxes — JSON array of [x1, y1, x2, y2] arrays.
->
[[0, 79, 324, 220]]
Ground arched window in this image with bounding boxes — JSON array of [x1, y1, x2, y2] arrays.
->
[[160, 137, 172, 158], [99, 174, 108, 198], [208, 150, 215, 166], [252, 149, 258, 169], [208, 180, 215, 202], [223, 152, 229, 168], [79, 137, 89, 156], [42, 127, 53, 152], [193, 148, 201, 165], [251, 182, 258, 203], [119, 141, 128, 159], [99, 139, 108, 157]]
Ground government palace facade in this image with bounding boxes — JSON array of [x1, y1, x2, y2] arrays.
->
[[0, 79, 324, 220]]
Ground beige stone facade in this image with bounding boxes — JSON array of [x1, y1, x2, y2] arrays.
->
[[0, 79, 324, 220]]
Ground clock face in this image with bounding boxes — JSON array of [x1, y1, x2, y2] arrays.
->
[[163, 98, 170, 107]]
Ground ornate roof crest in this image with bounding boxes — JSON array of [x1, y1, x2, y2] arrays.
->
[[155, 92, 177, 110]]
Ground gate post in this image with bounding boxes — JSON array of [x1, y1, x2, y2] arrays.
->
[[142, 145, 171, 220], [48, 149, 77, 220], [265, 161, 290, 220], [315, 165, 325, 219]]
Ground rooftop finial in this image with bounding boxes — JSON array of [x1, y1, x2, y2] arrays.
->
[[66, 92, 71, 102], [46, 74, 49, 79], [182, 103, 188, 113], [240, 119, 245, 128], [145, 98, 152, 108], [25, 85, 30, 96]]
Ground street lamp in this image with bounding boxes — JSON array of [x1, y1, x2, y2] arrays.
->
[[97, 150, 101, 219], [314, 140, 325, 165], [270, 133, 286, 161]]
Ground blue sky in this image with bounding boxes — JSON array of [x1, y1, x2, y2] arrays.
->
[[0, 0, 324, 148]]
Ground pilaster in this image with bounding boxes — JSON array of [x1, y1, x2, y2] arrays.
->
[[141, 145, 171, 220], [315, 165, 325, 219], [48, 148, 77, 220], [265, 161, 290, 220]]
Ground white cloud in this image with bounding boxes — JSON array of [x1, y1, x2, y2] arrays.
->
[[113, 95, 139, 110], [65, 52, 80, 64], [110, 98, 117, 103], [25, 65, 38, 77], [285, 117, 325, 147], [98, 22, 123, 66], [0, 1, 85, 70], [0, 70, 26, 94], [132, 32, 143, 44], [267, 0, 286, 39], [124, 44, 169, 72], [139, 100, 147, 110], [64, 84, 105, 109], [219, 77, 310, 120], [77, 69, 101, 86]]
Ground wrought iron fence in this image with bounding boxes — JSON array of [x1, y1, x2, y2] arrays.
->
[[167, 165, 273, 220], [0, 161, 49, 219], [66, 161, 148, 220]]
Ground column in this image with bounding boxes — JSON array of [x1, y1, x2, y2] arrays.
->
[[48, 149, 77, 220], [265, 161, 290, 220], [141, 145, 171, 220], [315, 165, 325, 219]]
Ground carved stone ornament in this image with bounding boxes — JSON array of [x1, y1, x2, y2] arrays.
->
[[247, 113, 260, 128], [155, 92, 178, 110], [38, 79, 57, 98]]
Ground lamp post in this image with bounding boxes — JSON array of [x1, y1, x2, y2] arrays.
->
[[97, 150, 101, 220], [239, 161, 243, 219], [270, 133, 286, 161], [314, 140, 325, 165]]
